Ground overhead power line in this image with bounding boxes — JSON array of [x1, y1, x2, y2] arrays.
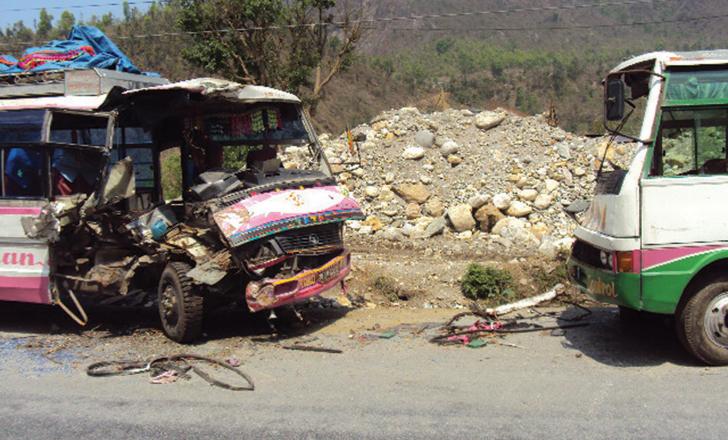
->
[[382, 12, 728, 32], [116, 0, 672, 36], [0, 0, 666, 35], [0, 1, 158, 13], [0, 0, 713, 48]]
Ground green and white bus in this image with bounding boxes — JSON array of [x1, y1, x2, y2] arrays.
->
[[568, 50, 728, 365]]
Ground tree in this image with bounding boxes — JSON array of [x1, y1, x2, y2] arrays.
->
[[176, 0, 363, 113], [5, 20, 34, 42], [37, 8, 53, 39], [57, 11, 76, 37]]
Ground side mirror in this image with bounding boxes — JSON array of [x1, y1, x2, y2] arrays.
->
[[605, 78, 625, 121]]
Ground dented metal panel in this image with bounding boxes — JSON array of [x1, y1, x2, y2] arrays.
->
[[213, 185, 363, 247], [123, 78, 301, 104]]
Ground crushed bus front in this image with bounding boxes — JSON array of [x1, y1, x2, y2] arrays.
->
[[567, 238, 641, 310]]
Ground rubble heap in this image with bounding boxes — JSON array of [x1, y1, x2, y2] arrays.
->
[[282, 107, 635, 259]]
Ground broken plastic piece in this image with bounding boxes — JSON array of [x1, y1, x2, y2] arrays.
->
[[225, 357, 241, 367], [485, 284, 564, 316], [467, 338, 488, 348], [150, 370, 179, 384]]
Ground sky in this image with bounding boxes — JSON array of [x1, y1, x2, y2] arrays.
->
[[0, 0, 152, 30]]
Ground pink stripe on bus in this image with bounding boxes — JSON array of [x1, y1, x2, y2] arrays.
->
[[0, 275, 50, 304], [641, 245, 727, 270], [0, 206, 42, 215]]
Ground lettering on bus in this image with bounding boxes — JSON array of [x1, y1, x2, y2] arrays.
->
[[587, 278, 616, 298], [1, 252, 45, 267]]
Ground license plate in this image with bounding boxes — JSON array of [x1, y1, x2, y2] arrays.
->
[[317, 263, 341, 283]]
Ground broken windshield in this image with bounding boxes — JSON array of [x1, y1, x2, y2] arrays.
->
[[202, 106, 308, 145], [182, 102, 319, 176]]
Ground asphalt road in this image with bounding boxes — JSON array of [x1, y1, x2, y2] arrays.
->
[[0, 304, 726, 439]]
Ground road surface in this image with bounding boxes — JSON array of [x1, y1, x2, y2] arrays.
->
[[0, 303, 725, 439]]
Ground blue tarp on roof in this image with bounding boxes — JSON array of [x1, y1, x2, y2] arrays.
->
[[0, 25, 155, 76]]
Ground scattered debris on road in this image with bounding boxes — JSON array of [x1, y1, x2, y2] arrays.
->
[[281, 345, 343, 354], [430, 287, 591, 347], [86, 354, 255, 391], [483, 283, 565, 316]]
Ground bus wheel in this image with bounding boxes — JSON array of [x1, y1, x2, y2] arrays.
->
[[677, 278, 728, 365], [158, 262, 204, 343]]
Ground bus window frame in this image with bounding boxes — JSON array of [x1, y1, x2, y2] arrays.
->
[[0, 109, 115, 200]]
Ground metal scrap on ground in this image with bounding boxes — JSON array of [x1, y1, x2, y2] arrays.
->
[[431, 285, 591, 347], [86, 354, 255, 391]]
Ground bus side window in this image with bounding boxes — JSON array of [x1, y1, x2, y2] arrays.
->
[[51, 148, 104, 197], [654, 109, 728, 176], [4, 147, 44, 197]]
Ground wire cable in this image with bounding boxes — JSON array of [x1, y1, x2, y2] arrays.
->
[[0, 0, 716, 48], [382, 11, 728, 32], [0, 1, 158, 13]]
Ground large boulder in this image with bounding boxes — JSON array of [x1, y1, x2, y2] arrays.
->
[[534, 194, 553, 210], [492, 217, 539, 247], [475, 111, 505, 130], [362, 216, 384, 232], [405, 203, 421, 220], [384, 227, 407, 242], [424, 196, 445, 217], [394, 183, 431, 204], [556, 142, 571, 159], [544, 178, 560, 193], [424, 216, 447, 238], [492, 217, 526, 238], [518, 189, 538, 202], [447, 204, 476, 232], [492, 193, 512, 210], [506, 200, 533, 217], [364, 186, 380, 199], [447, 155, 463, 166], [402, 146, 426, 160], [474, 203, 505, 232], [415, 130, 436, 148], [440, 140, 460, 157], [468, 194, 491, 210]]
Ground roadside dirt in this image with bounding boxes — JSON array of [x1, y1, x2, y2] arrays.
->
[[347, 241, 569, 309]]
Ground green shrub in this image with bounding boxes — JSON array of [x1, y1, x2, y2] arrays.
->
[[460, 263, 514, 301], [160, 148, 182, 201], [372, 275, 401, 302]]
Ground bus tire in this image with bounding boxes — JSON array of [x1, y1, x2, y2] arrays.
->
[[158, 262, 204, 343], [676, 277, 728, 365]]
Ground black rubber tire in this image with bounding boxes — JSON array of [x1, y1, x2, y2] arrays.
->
[[676, 277, 728, 366], [157, 262, 204, 343]]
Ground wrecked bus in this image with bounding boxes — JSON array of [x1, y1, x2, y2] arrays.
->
[[0, 71, 362, 342], [568, 50, 728, 364]]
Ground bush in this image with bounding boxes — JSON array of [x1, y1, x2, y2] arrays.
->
[[160, 148, 182, 201], [460, 263, 514, 301], [372, 275, 402, 302]]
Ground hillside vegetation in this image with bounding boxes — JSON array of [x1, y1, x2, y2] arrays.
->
[[0, 1, 727, 134]]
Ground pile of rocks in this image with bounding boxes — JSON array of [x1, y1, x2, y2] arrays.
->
[[282, 107, 634, 259]]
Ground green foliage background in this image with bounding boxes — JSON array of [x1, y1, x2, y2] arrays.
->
[[460, 263, 514, 302], [2, 1, 728, 134]]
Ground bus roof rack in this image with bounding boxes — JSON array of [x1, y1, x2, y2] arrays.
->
[[0, 68, 169, 99]]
